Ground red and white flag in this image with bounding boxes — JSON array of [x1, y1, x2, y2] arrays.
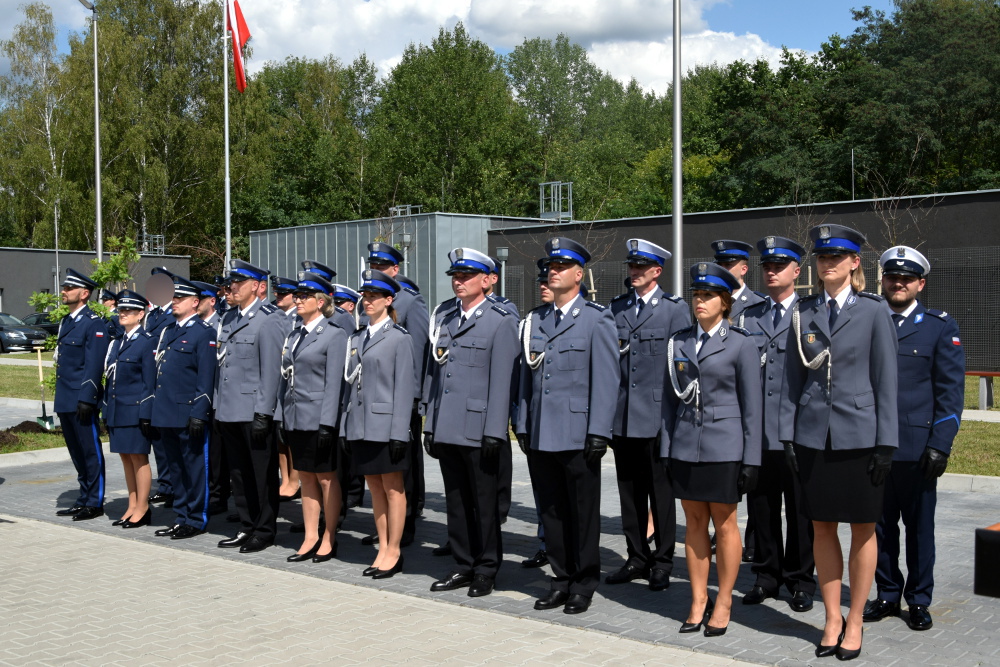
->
[[227, 0, 251, 92]]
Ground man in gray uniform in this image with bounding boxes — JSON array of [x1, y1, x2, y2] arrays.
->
[[515, 237, 620, 615], [606, 239, 690, 592]]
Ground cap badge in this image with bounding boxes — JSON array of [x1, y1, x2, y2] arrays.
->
[[819, 226, 831, 239], [551, 238, 561, 250], [456, 248, 464, 259], [698, 263, 707, 274], [630, 240, 639, 251], [363, 270, 372, 280], [896, 247, 906, 258], [765, 237, 775, 248], [712, 241, 723, 251]]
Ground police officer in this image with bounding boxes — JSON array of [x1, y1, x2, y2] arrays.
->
[[781, 224, 898, 661], [424, 249, 518, 597], [328, 282, 366, 520], [302, 260, 357, 334], [270, 274, 301, 503], [606, 239, 690, 592], [332, 283, 361, 321], [711, 240, 766, 325], [193, 281, 221, 329], [53, 269, 111, 521], [191, 281, 228, 515], [485, 257, 518, 316], [741, 236, 816, 612], [145, 267, 177, 507], [101, 289, 124, 339], [515, 237, 620, 615], [215, 259, 285, 554], [271, 275, 299, 319], [863, 247, 965, 632]]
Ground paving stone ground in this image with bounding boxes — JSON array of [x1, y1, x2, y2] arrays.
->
[[1, 445, 998, 666]]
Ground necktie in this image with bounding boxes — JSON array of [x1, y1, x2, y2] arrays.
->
[[291, 328, 308, 357], [363, 328, 371, 350], [460, 314, 468, 327], [892, 313, 904, 328], [697, 331, 710, 358], [554, 309, 563, 327], [772, 303, 783, 327], [636, 299, 644, 317], [828, 299, 839, 328]]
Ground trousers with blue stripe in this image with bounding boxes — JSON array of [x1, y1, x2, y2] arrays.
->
[[161, 426, 211, 529], [59, 411, 105, 508]]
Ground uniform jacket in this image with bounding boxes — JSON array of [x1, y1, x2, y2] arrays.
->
[[893, 301, 965, 460], [341, 319, 415, 443], [424, 301, 518, 447], [732, 285, 767, 326], [660, 325, 762, 465], [742, 295, 797, 451], [270, 308, 298, 422], [279, 318, 349, 432], [514, 296, 620, 452], [214, 299, 283, 423], [151, 317, 217, 428], [203, 312, 220, 330], [360, 286, 428, 400], [144, 305, 173, 338], [610, 286, 691, 439], [488, 293, 519, 317], [330, 306, 357, 335], [102, 327, 156, 427], [780, 291, 899, 451], [54, 305, 111, 412]]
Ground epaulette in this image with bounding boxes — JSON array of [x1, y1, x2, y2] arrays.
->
[[727, 326, 751, 336], [804, 293, 825, 306], [335, 305, 348, 314], [195, 319, 212, 328], [402, 287, 419, 297], [745, 301, 769, 316], [393, 323, 409, 334], [88, 312, 100, 319], [491, 305, 510, 316], [610, 292, 630, 303], [675, 325, 695, 336], [585, 301, 606, 311], [858, 292, 884, 302], [926, 308, 951, 320], [753, 290, 767, 299], [664, 293, 682, 303], [495, 295, 511, 303], [140, 330, 153, 338], [259, 303, 278, 314]]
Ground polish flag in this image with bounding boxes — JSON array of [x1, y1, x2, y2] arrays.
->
[[227, 0, 251, 93]]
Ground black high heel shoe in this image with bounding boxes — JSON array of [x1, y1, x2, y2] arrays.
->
[[362, 566, 379, 577], [372, 554, 404, 579], [836, 627, 863, 661], [816, 616, 847, 658], [287, 540, 321, 563], [679, 597, 714, 633], [112, 515, 132, 527], [312, 542, 338, 563], [121, 509, 151, 529]]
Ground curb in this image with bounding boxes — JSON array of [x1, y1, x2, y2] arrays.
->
[[1, 441, 111, 468], [0, 397, 55, 410]]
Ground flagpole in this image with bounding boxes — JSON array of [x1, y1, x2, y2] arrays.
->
[[223, 0, 232, 270], [671, 0, 684, 296]]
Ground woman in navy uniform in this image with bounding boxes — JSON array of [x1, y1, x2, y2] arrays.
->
[[781, 224, 898, 661], [660, 262, 762, 637], [280, 273, 349, 563], [341, 270, 415, 579]]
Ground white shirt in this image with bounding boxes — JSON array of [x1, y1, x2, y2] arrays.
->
[[239, 298, 259, 318], [175, 313, 197, 328], [695, 320, 724, 354], [460, 296, 488, 323], [768, 293, 797, 319], [554, 294, 582, 319], [894, 301, 918, 323], [68, 304, 87, 320], [366, 317, 390, 339], [635, 287, 656, 315], [824, 285, 852, 311]]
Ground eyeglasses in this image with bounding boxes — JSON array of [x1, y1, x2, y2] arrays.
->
[[292, 293, 318, 301]]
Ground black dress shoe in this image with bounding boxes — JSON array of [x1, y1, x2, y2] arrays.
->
[[171, 525, 205, 540], [906, 604, 933, 631], [226, 513, 240, 523], [155, 524, 182, 537], [372, 555, 403, 579], [534, 590, 569, 610], [742, 546, 755, 562], [862, 598, 900, 622], [73, 507, 104, 521], [816, 615, 846, 658], [431, 572, 473, 592], [605, 563, 648, 585], [836, 628, 863, 661], [122, 509, 151, 529], [468, 574, 494, 597], [112, 516, 130, 526], [521, 549, 548, 568], [361, 534, 378, 546], [432, 543, 453, 557], [743, 584, 778, 605], [704, 623, 728, 637], [680, 597, 714, 633], [148, 492, 173, 504], [648, 568, 670, 591], [279, 489, 301, 502], [239, 536, 273, 553], [790, 590, 814, 612], [56, 505, 84, 516], [362, 566, 379, 577], [287, 541, 321, 562], [218, 532, 252, 548], [563, 594, 591, 615], [312, 543, 338, 563]]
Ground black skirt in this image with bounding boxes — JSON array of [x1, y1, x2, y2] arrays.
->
[[671, 460, 741, 504], [795, 443, 884, 523], [286, 429, 337, 474], [351, 439, 410, 476]]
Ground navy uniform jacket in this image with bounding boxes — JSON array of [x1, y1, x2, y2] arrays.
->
[[660, 325, 763, 465], [108, 313, 125, 340], [54, 305, 111, 412], [732, 285, 767, 326], [102, 328, 156, 427], [151, 317, 217, 428], [894, 302, 965, 460], [514, 296, 620, 452], [144, 305, 173, 338], [742, 296, 797, 451], [279, 320, 348, 432], [341, 319, 415, 443], [360, 286, 428, 400], [610, 286, 691, 439], [424, 302, 518, 447], [214, 299, 283, 423], [780, 292, 899, 451]]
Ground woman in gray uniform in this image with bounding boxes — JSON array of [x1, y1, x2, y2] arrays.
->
[[281, 274, 349, 563], [341, 270, 414, 579], [661, 263, 762, 637], [781, 224, 898, 661]]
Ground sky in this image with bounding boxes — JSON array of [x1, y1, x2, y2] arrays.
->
[[1, 0, 898, 95]]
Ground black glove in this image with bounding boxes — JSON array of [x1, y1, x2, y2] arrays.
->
[[919, 446, 949, 480], [139, 419, 152, 439], [423, 433, 438, 459], [251, 413, 272, 448], [583, 435, 609, 465], [738, 465, 760, 495], [481, 436, 503, 460], [76, 401, 95, 423], [659, 456, 671, 473], [867, 445, 895, 486], [516, 434, 529, 455], [783, 441, 799, 475], [318, 425, 335, 451], [389, 439, 407, 465], [187, 417, 206, 443], [339, 436, 350, 456]]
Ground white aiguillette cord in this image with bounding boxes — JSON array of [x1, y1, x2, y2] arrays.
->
[[792, 302, 832, 394], [520, 311, 544, 370], [667, 335, 699, 412], [428, 303, 449, 365], [344, 335, 362, 384]]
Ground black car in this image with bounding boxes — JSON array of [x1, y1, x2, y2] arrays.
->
[[21, 311, 61, 336], [0, 312, 49, 353]]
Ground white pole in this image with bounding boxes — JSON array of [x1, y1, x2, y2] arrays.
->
[[92, 6, 102, 261], [671, 0, 683, 295], [223, 0, 232, 269]]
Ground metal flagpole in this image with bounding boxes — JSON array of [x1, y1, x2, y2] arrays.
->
[[223, 0, 232, 270], [671, 0, 683, 295]]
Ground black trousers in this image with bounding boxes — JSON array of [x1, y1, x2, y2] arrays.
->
[[498, 438, 513, 522], [438, 443, 502, 578], [749, 450, 816, 595], [150, 430, 173, 495], [875, 461, 938, 607], [207, 416, 230, 508], [528, 449, 602, 598], [611, 437, 676, 572], [219, 420, 278, 543], [402, 406, 423, 541]]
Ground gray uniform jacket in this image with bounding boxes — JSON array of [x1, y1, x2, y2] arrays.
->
[[203, 312, 220, 330], [779, 291, 899, 451], [732, 285, 766, 326], [514, 296, 620, 452], [610, 286, 691, 439], [341, 319, 415, 443], [424, 302, 518, 447], [330, 306, 357, 334], [271, 308, 298, 422], [359, 287, 428, 400], [742, 296, 797, 451], [279, 319, 348, 432], [214, 299, 283, 423], [660, 325, 763, 465]]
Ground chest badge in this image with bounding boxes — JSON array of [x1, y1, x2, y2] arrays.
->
[[806, 333, 816, 344], [677, 361, 686, 372]]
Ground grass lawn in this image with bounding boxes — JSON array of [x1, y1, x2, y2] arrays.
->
[[0, 430, 66, 454], [0, 364, 55, 401], [950, 421, 1000, 477]]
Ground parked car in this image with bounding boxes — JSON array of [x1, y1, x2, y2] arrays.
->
[[0, 312, 49, 353], [21, 311, 60, 336]]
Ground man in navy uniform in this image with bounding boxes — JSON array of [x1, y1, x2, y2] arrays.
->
[[741, 236, 816, 612], [145, 267, 178, 507], [53, 269, 111, 521], [711, 240, 766, 325], [606, 239, 690, 592], [864, 246, 965, 631], [515, 237, 620, 614], [193, 280, 228, 515], [151, 277, 218, 539]]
